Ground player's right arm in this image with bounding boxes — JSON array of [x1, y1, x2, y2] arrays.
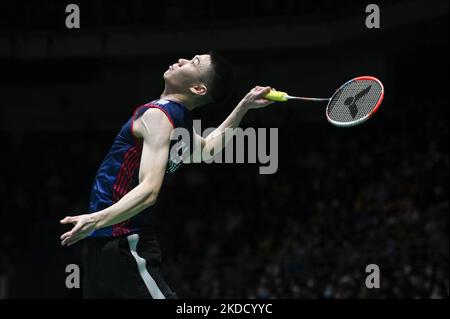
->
[[186, 86, 274, 163], [60, 109, 172, 246]]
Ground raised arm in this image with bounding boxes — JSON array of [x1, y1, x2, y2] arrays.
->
[[188, 86, 274, 162], [60, 108, 172, 246]]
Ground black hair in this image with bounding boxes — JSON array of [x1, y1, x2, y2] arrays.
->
[[207, 51, 236, 105]]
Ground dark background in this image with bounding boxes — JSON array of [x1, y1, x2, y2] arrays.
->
[[0, 0, 448, 298]]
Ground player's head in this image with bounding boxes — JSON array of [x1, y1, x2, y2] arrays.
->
[[163, 51, 235, 108]]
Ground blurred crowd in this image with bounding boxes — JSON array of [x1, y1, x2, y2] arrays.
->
[[0, 98, 448, 298], [164, 100, 448, 298]]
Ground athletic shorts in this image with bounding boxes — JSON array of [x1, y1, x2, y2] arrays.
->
[[82, 232, 176, 299]]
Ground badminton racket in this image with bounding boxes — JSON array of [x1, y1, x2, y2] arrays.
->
[[264, 76, 384, 127]]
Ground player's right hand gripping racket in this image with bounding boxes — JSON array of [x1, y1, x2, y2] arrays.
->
[[264, 76, 384, 127]]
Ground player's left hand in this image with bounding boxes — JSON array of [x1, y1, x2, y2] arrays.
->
[[60, 214, 97, 246]]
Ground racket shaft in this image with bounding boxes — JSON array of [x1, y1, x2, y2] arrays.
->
[[265, 90, 329, 102], [290, 96, 330, 102]]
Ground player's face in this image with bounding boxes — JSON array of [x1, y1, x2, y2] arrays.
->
[[163, 54, 212, 92]]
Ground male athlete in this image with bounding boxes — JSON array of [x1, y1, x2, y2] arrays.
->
[[60, 51, 274, 298]]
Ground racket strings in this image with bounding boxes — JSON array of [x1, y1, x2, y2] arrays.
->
[[327, 79, 383, 124]]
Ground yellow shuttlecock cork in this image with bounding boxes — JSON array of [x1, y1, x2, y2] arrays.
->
[[264, 90, 289, 102]]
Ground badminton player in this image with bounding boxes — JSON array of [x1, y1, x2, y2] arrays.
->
[[59, 51, 274, 298]]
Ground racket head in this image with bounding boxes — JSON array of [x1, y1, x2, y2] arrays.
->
[[326, 76, 384, 127]]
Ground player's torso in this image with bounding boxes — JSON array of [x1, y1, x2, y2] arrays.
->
[[89, 99, 193, 237]]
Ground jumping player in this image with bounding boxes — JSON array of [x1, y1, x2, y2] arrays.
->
[[60, 51, 274, 298]]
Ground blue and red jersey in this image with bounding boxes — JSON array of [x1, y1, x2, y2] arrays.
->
[[89, 99, 193, 237]]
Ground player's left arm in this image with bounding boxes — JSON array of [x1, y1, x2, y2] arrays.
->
[[60, 109, 172, 246]]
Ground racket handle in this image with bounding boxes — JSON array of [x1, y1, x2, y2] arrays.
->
[[264, 90, 289, 102]]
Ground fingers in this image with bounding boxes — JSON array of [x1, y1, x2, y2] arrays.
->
[[251, 85, 271, 93], [63, 230, 88, 246], [60, 216, 75, 224], [259, 86, 271, 97], [60, 230, 72, 241], [61, 231, 73, 245], [61, 231, 83, 246], [61, 234, 71, 246], [66, 234, 87, 246], [60, 222, 82, 245], [255, 99, 276, 107], [243, 85, 277, 109], [250, 86, 272, 98], [62, 234, 78, 246], [60, 214, 89, 246]]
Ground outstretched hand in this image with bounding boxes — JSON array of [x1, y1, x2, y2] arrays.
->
[[60, 214, 97, 246], [240, 86, 276, 110]]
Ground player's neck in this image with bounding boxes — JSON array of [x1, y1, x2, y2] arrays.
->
[[160, 92, 196, 111]]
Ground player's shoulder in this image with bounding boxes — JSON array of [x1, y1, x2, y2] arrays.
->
[[140, 106, 170, 121], [133, 107, 174, 139]]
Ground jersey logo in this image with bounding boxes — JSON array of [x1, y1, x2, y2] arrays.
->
[[154, 99, 170, 105], [167, 140, 189, 174]]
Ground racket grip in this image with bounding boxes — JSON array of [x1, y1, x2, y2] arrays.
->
[[264, 90, 288, 102]]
